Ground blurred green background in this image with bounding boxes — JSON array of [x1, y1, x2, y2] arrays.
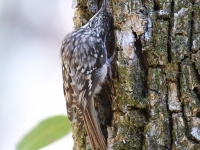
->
[[0, 0, 74, 149]]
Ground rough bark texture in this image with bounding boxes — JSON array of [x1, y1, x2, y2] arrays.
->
[[70, 0, 200, 149]]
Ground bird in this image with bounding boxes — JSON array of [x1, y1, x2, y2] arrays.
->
[[61, 0, 114, 149]]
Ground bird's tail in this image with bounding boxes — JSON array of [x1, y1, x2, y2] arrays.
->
[[83, 103, 107, 150]]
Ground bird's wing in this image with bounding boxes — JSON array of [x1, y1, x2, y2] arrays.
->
[[61, 28, 107, 122]]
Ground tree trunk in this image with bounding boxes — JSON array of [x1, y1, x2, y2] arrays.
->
[[70, 0, 200, 149]]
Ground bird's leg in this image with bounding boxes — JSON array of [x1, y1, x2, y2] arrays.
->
[[107, 52, 116, 80]]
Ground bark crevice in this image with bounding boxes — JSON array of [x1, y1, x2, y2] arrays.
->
[[167, 0, 174, 63]]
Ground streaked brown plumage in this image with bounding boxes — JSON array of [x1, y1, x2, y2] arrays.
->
[[61, 0, 113, 149]]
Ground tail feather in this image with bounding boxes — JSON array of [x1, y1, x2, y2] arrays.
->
[[83, 104, 107, 150]]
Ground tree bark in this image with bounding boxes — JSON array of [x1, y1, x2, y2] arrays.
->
[[70, 0, 200, 149]]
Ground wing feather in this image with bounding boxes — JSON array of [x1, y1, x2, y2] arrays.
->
[[61, 28, 106, 122]]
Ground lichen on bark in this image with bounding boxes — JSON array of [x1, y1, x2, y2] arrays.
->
[[69, 0, 200, 149]]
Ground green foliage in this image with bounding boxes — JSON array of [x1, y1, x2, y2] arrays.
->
[[16, 115, 71, 150]]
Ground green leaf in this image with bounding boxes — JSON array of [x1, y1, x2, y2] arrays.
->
[[16, 115, 71, 150]]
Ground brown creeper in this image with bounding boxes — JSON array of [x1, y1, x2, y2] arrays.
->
[[61, 0, 113, 149]]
